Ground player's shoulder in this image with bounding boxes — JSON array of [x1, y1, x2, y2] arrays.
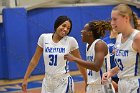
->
[[39, 33, 53, 37], [66, 35, 75, 38], [135, 29, 140, 36], [134, 30, 140, 41], [40, 33, 53, 36], [64, 35, 76, 40], [96, 39, 108, 47]]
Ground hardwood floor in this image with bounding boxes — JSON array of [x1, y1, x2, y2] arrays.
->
[[0, 71, 85, 93]]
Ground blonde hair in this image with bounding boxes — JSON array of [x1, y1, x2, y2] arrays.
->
[[113, 4, 138, 29]]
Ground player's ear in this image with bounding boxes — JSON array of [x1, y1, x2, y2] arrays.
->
[[124, 15, 129, 23], [88, 31, 92, 36]]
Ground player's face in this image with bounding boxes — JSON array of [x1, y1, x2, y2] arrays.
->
[[81, 24, 91, 43], [111, 10, 127, 33], [56, 21, 71, 37]]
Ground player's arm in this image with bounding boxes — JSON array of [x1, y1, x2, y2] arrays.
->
[[70, 49, 87, 87], [112, 80, 118, 92], [102, 66, 119, 84], [23, 45, 43, 80], [65, 40, 108, 72], [133, 32, 140, 54], [22, 45, 43, 92], [90, 40, 108, 71], [109, 66, 120, 76], [76, 40, 108, 71]]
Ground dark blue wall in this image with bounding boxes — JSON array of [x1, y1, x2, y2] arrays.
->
[[0, 5, 140, 79], [2, 8, 29, 79], [0, 23, 4, 79]]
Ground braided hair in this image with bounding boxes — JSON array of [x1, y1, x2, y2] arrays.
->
[[132, 11, 139, 29], [88, 20, 112, 39]]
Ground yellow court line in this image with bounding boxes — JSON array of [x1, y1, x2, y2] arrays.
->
[[0, 70, 81, 86]]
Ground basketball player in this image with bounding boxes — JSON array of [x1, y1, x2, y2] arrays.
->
[[64, 20, 113, 93], [22, 16, 87, 93], [102, 4, 140, 93]]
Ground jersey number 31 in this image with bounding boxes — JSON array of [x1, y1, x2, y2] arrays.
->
[[49, 55, 57, 66]]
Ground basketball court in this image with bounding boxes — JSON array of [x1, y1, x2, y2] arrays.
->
[[0, 71, 85, 93]]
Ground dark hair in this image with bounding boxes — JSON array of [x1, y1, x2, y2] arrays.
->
[[112, 4, 138, 29], [88, 20, 112, 39], [54, 16, 72, 35]]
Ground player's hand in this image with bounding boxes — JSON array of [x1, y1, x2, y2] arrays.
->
[[64, 54, 76, 62], [102, 72, 111, 84], [22, 80, 28, 93]]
